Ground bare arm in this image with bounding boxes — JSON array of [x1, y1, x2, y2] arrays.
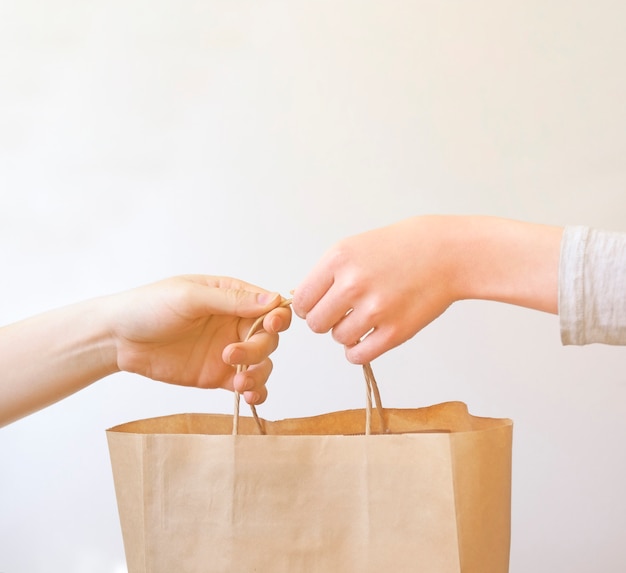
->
[[0, 275, 291, 427], [0, 299, 117, 426], [293, 215, 562, 364]]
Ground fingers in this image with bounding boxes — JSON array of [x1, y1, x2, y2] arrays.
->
[[341, 296, 450, 364], [210, 288, 283, 318], [292, 260, 335, 319], [329, 307, 373, 347], [182, 276, 284, 319], [262, 305, 292, 333], [295, 281, 357, 334], [232, 359, 273, 405], [223, 312, 289, 405], [342, 329, 388, 364], [222, 326, 280, 367]]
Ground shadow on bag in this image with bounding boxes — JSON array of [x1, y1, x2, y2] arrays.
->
[[107, 363, 512, 573]]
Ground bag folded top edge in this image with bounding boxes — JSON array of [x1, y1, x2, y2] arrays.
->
[[107, 401, 512, 437]]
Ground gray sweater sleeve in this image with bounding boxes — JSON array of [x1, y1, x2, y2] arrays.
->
[[559, 226, 626, 345]]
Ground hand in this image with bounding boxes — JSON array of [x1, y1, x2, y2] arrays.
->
[[293, 217, 453, 364], [293, 215, 561, 364], [108, 275, 292, 405]]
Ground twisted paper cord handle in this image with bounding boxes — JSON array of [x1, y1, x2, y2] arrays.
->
[[363, 362, 387, 435], [231, 299, 293, 435], [232, 299, 388, 435]]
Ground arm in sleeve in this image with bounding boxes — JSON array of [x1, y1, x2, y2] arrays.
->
[[560, 226, 626, 345]]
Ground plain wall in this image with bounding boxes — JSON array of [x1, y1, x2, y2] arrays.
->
[[1, 1, 625, 571]]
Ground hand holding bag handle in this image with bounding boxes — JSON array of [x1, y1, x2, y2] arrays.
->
[[233, 299, 388, 435]]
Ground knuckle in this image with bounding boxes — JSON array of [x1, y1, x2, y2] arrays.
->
[[363, 293, 386, 320], [341, 275, 362, 299], [331, 326, 347, 344], [326, 241, 352, 268]]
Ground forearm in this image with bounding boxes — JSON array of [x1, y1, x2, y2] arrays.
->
[[0, 298, 118, 426], [445, 216, 563, 313]]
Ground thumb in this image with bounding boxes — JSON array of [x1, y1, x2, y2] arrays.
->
[[194, 286, 282, 318]]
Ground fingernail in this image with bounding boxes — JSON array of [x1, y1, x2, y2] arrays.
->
[[257, 292, 278, 305], [267, 315, 281, 332], [235, 374, 251, 392], [228, 348, 244, 364]]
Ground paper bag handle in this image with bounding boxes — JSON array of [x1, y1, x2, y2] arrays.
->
[[232, 300, 388, 436]]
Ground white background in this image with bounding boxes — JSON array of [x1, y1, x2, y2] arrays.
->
[[1, 1, 625, 571]]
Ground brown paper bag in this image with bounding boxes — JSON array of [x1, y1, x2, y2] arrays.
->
[[107, 395, 512, 573]]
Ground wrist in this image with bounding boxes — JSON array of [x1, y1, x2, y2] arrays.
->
[[0, 296, 121, 426], [91, 295, 123, 376], [62, 296, 121, 379], [450, 216, 562, 313]]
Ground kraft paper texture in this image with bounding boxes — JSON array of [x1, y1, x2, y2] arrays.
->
[[107, 401, 512, 573]]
